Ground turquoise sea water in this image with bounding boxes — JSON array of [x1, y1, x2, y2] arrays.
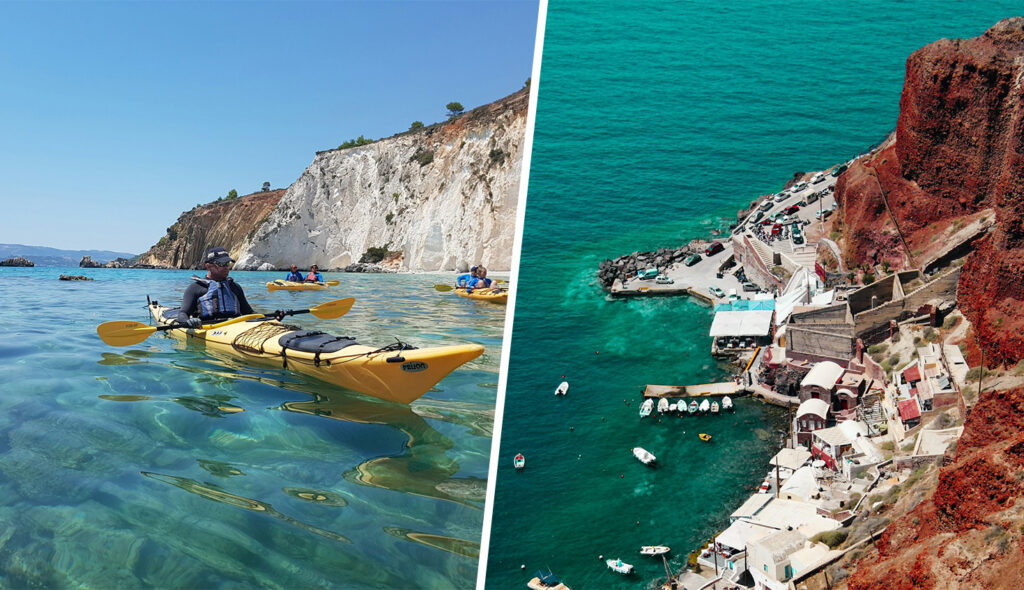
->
[[486, 2, 1021, 588], [0, 267, 503, 588]]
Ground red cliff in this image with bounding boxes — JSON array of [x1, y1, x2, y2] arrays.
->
[[846, 386, 1024, 590], [836, 17, 1024, 364]]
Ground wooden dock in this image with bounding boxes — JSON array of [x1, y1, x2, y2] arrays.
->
[[643, 382, 745, 398]]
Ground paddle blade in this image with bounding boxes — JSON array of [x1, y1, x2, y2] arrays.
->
[[325, 280, 339, 286], [434, 284, 455, 292], [309, 297, 355, 319], [97, 321, 158, 347]]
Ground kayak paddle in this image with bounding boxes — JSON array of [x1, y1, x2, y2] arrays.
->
[[97, 297, 356, 347], [433, 284, 456, 292]]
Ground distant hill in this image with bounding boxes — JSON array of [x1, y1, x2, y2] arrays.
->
[[0, 244, 136, 267]]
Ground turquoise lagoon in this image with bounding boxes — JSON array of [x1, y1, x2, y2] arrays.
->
[[0, 267, 503, 588], [485, 2, 1021, 588]]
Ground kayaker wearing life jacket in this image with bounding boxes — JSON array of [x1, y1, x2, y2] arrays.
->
[[177, 246, 255, 328], [465, 266, 493, 293], [304, 265, 323, 283], [284, 264, 304, 282], [456, 266, 479, 288]]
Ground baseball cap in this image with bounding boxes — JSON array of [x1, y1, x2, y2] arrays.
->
[[204, 246, 234, 265]]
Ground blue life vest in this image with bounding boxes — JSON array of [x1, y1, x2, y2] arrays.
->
[[466, 277, 492, 291], [456, 273, 474, 287], [285, 271, 303, 282], [196, 278, 241, 319]]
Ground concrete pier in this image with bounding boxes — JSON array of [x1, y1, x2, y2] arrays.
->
[[643, 382, 745, 398]]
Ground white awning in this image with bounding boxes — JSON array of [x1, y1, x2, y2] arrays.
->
[[715, 519, 772, 551], [796, 398, 830, 421], [709, 310, 774, 338]]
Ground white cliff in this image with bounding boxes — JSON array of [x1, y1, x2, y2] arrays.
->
[[234, 89, 527, 272]]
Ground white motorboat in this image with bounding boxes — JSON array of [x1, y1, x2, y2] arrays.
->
[[606, 558, 634, 575], [639, 399, 654, 418], [632, 447, 656, 465], [711, 401, 720, 414], [554, 381, 569, 396], [688, 400, 698, 414], [668, 403, 677, 412], [722, 396, 734, 411], [699, 399, 710, 413], [640, 545, 671, 556], [514, 453, 525, 470], [657, 397, 669, 413]]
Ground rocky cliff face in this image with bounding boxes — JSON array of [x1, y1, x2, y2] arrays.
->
[[233, 89, 528, 272], [835, 18, 1024, 364], [846, 386, 1024, 590], [136, 190, 284, 269]]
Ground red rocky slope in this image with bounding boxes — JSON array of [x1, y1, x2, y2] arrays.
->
[[846, 386, 1024, 590], [836, 17, 1024, 364]]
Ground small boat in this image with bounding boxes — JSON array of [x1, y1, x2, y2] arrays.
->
[[266, 280, 329, 291], [668, 403, 677, 412], [722, 396, 734, 411], [688, 400, 698, 414], [657, 398, 669, 414], [699, 399, 710, 413], [711, 401, 720, 414], [699, 433, 712, 442], [514, 453, 525, 470], [640, 545, 671, 556], [606, 558, 634, 575], [758, 479, 771, 494], [639, 399, 654, 418], [632, 447, 656, 465], [528, 569, 571, 590], [554, 381, 569, 396]]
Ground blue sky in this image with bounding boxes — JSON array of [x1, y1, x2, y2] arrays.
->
[[0, 1, 540, 253]]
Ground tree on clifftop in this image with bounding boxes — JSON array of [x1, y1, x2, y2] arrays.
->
[[226, 189, 238, 200], [261, 181, 271, 192], [409, 121, 424, 131], [446, 102, 464, 119]]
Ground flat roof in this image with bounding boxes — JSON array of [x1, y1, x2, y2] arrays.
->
[[709, 310, 774, 338], [770, 448, 813, 471], [731, 493, 773, 520], [716, 518, 774, 551]]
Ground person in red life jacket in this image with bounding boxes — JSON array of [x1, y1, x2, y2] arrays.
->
[[176, 246, 256, 328], [304, 264, 323, 283]]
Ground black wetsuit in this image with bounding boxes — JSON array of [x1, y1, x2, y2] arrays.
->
[[177, 279, 255, 324]]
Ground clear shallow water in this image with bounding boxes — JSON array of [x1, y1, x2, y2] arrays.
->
[[486, 2, 1021, 588], [0, 267, 504, 589]]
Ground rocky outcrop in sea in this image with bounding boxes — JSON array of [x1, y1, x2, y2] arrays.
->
[[598, 240, 713, 289], [0, 257, 34, 267]]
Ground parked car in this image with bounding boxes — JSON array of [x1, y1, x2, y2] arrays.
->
[[762, 218, 773, 226], [705, 242, 724, 256], [638, 268, 659, 280], [831, 164, 848, 177], [742, 282, 759, 292], [684, 254, 702, 267], [775, 191, 789, 202], [771, 223, 782, 236], [785, 204, 800, 215], [792, 181, 808, 192], [709, 286, 725, 298], [812, 173, 827, 184], [760, 199, 775, 211], [780, 215, 789, 224], [655, 275, 674, 284], [752, 211, 765, 223]]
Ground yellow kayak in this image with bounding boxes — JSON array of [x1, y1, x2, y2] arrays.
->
[[454, 287, 508, 305], [147, 302, 483, 404], [267, 280, 329, 291]]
